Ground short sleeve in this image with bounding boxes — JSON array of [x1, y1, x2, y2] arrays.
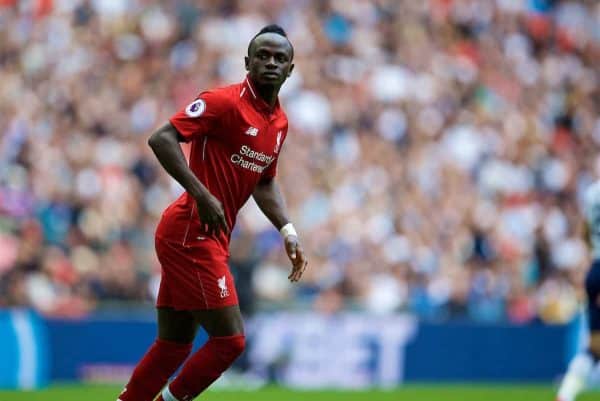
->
[[169, 90, 232, 142], [262, 127, 288, 179]]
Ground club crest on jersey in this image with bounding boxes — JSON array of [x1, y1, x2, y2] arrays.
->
[[274, 131, 283, 154], [185, 99, 206, 118], [245, 126, 259, 136], [218, 276, 229, 298]]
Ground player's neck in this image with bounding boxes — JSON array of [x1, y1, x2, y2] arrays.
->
[[257, 87, 279, 110], [249, 77, 280, 110]]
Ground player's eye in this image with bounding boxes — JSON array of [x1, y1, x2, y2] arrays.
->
[[276, 55, 287, 63]]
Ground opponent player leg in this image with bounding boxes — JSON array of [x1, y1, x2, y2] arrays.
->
[[158, 305, 245, 401], [557, 262, 600, 401], [118, 308, 197, 401]]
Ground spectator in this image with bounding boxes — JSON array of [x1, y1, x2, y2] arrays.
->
[[0, 0, 597, 324]]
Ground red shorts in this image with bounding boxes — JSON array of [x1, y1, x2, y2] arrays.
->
[[155, 236, 239, 310]]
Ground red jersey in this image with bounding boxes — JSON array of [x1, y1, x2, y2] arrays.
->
[[156, 77, 288, 259]]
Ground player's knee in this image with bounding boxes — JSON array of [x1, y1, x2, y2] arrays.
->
[[230, 334, 246, 356], [589, 333, 600, 360], [211, 335, 246, 366], [224, 334, 246, 359]]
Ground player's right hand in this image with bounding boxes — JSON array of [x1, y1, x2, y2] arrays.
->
[[195, 193, 229, 237]]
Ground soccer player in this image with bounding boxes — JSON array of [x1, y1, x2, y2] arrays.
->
[[556, 180, 600, 401], [117, 25, 307, 401]]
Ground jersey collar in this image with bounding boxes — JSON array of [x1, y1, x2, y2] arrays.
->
[[243, 75, 281, 116]]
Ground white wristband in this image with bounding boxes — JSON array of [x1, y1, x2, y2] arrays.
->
[[280, 223, 297, 238]]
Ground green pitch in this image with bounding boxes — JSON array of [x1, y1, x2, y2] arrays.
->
[[1, 384, 600, 401]]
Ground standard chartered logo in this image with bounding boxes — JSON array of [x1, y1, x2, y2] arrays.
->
[[230, 145, 275, 173]]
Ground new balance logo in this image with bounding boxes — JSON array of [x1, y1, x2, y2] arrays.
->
[[245, 126, 259, 136], [218, 276, 230, 298]]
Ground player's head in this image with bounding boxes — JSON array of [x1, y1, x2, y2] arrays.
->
[[245, 24, 294, 87]]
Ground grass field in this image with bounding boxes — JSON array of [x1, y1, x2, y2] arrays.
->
[[1, 384, 600, 401]]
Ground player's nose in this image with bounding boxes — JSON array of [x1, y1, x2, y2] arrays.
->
[[265, 56, 277, 68]]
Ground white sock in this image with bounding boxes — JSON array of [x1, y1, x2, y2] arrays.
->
[[557, 353, 594, 401]]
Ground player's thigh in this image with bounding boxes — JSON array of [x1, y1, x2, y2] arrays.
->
[[157, 307, 199, 343], [192, 305, 244, 337], [590, 332, 600, 356], [586, 262, 600, 316]]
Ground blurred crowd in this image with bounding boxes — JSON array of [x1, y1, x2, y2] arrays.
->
[[0, 0, 598, 324]]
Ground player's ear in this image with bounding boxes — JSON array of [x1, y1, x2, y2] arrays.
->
[[244, 56, 250, 71], [287, 63, 294, 77]]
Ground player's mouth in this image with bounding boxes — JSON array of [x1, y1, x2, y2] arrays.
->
[[262, 71, 280, 79]]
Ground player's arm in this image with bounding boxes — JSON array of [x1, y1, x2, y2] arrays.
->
[[252, 177, 308, 282], [147, 123, 228, 236]]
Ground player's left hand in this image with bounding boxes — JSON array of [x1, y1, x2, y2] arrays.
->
[[285, 235, 308, 282]]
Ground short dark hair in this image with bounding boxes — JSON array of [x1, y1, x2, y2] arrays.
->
[[247, 24, 294, 59]]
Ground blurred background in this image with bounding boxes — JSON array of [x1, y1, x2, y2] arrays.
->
[[0, 0, 599, 396]]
